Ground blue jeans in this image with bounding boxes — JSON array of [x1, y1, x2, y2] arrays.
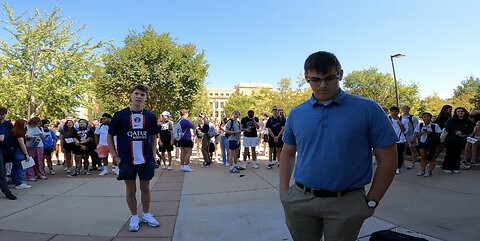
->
[[11, 149, 27, 186], [219, 135, 230, 165]]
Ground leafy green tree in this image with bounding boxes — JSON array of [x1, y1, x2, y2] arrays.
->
[[95, 26, 209, 118], [451, 76, 480, 110], [418, 93, 450, 116], [0, 3, 105, 120], [343, 67, 421, 113]]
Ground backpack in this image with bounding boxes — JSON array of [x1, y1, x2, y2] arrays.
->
[[224, 119, 236, 139], [172, 118, 186, 141], [406, 114, 414, 127], [207, 124, 216, 138]]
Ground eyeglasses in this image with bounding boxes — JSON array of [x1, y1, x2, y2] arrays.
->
[[306, 74, 339, 84]]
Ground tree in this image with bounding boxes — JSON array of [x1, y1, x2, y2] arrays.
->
[[0, 3, 105, 120], [343, 67, 421, 114], [95, 26, 209, 119], [418, 93, 450, 116], [451, 76, 480, 110]]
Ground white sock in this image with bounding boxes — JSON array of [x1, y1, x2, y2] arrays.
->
[[131, 214, 139, 219]]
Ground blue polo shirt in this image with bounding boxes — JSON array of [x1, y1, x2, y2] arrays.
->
[[282, 89, 397, 191]]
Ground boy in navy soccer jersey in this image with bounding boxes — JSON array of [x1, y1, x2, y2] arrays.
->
[[107, 84, 160, 232]]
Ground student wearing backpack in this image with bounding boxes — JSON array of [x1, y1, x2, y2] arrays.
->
[[225, 110, 242, 173], [389, 106, 409, 174], [199, 116, 216, 168], [401, 105, 419, 169], [414, 112, 442, 177], [0, 107, 17, 200], [173, 109, 195, 172], [107, 84, 161, 232]]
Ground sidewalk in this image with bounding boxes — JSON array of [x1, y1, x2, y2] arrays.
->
[[0, 151, 478, 241]]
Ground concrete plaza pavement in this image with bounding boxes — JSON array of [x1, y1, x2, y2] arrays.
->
[[0, 151, 478, 241]]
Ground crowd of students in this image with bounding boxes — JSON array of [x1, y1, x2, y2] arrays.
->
[[387, 102, 480, 176]]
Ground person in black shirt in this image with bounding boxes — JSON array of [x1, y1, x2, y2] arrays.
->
[[240, 110, 260, 169], [266, 106, 286, 169]]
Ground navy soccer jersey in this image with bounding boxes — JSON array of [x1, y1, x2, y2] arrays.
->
[[109, 107, 159, 165]]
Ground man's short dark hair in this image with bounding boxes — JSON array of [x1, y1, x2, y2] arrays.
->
[[304, 51, 342, 75], [389, 106, 400, 111], [0, 107, 7, 114], [130, 84, 149, 94], [421, 112, 432, 118]]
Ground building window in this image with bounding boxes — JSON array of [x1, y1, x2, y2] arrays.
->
[[221, 102, 224, 107], [220, 93, 224, 96], [215, 102, 218, 108], [209, 102, 212, 106], [215, 93, 219, 96], [209, 93, 213, 96], [215, 111, 219, 117]]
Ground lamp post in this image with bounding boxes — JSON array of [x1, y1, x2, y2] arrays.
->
[[390, 53, 405, 107], [27, 45, 55, 118]]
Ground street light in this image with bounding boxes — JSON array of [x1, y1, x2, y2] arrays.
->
[[390, 53, 405, 107], [27, 45, 56, 118]]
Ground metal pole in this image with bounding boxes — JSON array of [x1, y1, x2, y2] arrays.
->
[[390, 56, 400, 108]]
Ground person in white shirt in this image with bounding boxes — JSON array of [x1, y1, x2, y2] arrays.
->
[[95, 113, 116, 176], [414, 112, 442, 177], [389, 106, 409, 174]]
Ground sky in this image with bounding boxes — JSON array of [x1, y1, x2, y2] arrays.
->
[[3, 0, 480, 99]]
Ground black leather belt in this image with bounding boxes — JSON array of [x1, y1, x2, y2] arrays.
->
[[295, 182, 362, 198]]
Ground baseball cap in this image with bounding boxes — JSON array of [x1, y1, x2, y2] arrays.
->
[[161, 111, 171, 117], [102, 113, 112, 118], [272, 105, 278, 110]]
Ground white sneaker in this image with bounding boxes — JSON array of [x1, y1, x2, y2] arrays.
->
[[180, 165, 185, 171], [99, 170, 108, 176], [395, 169, 400, 174], [142, 213, 160, 227], [128, 215, 140, 232], [113, 168, 119, 176], [253, 161, 259, 169], [15, 183, 32, 189], [49, 169, 56, 175], [183, 165, 194, 172], [161, 166, 167, 170], [167, 166, 173, 171]]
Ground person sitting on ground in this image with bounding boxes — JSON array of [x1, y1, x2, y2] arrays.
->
[[462, 121, 480, 166]]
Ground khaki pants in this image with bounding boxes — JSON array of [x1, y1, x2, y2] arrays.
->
[[280, 184, 372, 241]]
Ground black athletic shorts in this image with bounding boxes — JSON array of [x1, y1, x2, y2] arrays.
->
[[268, 137, 284, 148], [158, 143, 174, 152], [177, 139, 194, 148], [117, 161, 155, 181]]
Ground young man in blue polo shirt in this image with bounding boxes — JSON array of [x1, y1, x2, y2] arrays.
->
[[279, 51, 398, 241], [107, 84, 160, 232]]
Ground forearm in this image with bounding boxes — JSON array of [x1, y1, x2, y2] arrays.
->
[[107, 134, 117, 157], [151, 135, 158, 155], [279, 145, 296, 192], [368, 144, 397, 202]]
